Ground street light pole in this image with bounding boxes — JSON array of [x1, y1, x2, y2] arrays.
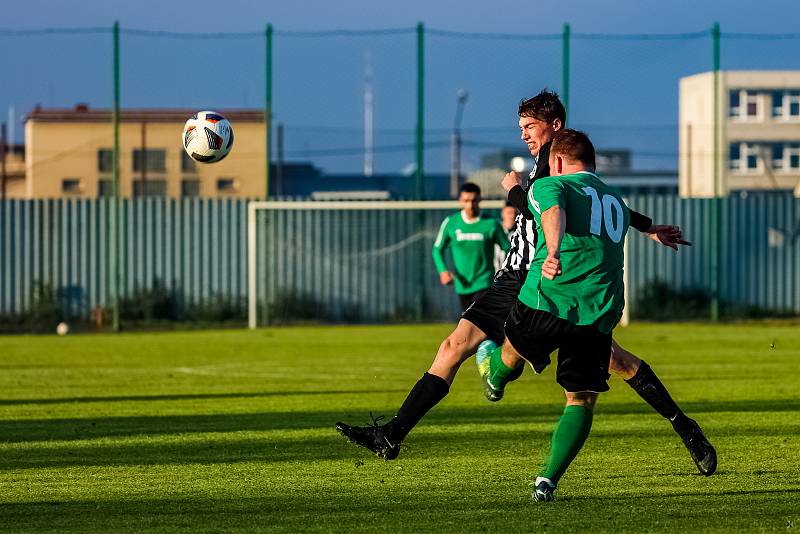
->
[[450, 89, 468, 198]]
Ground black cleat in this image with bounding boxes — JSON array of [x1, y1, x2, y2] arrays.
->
[[678, 418, 717, 476], [335, 416, 400, 460], [531, 477, 556, 502]]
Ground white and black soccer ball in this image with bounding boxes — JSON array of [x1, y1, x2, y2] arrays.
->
[[182, 111, 234, 163]]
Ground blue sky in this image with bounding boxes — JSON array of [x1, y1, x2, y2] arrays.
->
[[4, 0, 800, 174]]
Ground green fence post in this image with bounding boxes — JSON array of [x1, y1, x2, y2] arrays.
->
[[562, 22, 570, 122], [711, 22, 721, 322], [416, 22, 425, 200], [265, 23, 273, 200], [261, 24, 274, 327], [111, 20, 121, 332], [416, 22, 426, 321]]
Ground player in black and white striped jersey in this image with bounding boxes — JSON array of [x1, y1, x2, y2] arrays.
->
[[336, 89, 715, 476]]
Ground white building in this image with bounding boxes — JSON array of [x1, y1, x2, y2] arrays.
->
[[679, 71, 800, 197]]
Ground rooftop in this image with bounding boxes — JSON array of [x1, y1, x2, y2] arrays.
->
[[25, 104, 264, 123]]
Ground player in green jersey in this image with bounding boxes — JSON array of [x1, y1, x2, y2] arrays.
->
[[491, 129, 632, 501], [432, 182, 511, 311]]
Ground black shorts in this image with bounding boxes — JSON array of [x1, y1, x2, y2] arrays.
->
[[504, 301, 612, 393], [458, 289, 488, 313], [461, 269, 528, 344]]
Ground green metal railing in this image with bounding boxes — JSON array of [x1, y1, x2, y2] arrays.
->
[[2, 23, 800, 327]]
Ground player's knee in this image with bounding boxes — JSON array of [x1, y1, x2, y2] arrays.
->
[[438, 334, 471, 364], [608, 343, 641, 380], [565, 391, 598, 409]]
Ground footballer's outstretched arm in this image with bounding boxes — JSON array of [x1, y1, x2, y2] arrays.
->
[[540, 205, 565, 280], [629, 209, 692, 251]]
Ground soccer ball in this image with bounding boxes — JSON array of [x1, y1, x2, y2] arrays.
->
[[182, 111, 234, 163], [56, 322, 69, 336]]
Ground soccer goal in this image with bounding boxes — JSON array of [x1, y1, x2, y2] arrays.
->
[[247, 200, 507, 329]]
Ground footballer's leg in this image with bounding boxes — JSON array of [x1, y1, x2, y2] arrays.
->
[[335, 318, 486, 459], [610, 341, 717, 476], [534, 391, 597, 502], [532, 315, 611, 502], [481, 338, 526, 401]]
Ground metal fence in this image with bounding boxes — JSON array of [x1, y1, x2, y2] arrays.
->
[[3, 25, 800, 180], [2, 195, 799, 326]]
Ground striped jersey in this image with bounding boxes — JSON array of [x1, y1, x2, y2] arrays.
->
[[502, 166, 538, 272]]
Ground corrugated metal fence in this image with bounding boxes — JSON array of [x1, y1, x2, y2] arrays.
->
[[1, 194, 799, 324]]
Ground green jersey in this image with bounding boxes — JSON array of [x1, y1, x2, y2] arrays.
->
[[518, 171, 630, 333], [432, 211, 510, 295]]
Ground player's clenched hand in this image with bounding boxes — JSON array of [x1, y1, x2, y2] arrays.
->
[[501, 171, 526, 192], [647, 224, 692, 251], [439, 271, 454, 285], [542, 254, 562, 280]]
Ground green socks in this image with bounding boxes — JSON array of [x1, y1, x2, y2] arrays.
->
[[487, 346, 517, 389], [541, 404, 594, 485]]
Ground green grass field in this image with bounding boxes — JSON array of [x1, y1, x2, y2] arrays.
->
[[1, 322, 799, 532]]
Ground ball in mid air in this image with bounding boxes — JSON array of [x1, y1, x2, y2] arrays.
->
[[182, 111, 234, 163], [56, 322, 69, 336]]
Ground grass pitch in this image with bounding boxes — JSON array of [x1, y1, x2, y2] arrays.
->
[[1, 322, 798, 533]]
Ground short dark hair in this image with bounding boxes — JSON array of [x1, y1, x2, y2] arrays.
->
[[460, 182, 481, 195], [550, 129, 596, 167], [518, 89, 566, 126]]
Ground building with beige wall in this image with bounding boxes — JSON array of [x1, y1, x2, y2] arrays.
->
[[22, 105, 266, 198], [680, 70, 800, 197]]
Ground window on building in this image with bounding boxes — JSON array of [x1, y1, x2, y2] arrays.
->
[[729, 143, 741, 171], [772, 91, 783, 116], [98, 179, 113, 197], [746, 92, 759, 117], [217, 178, 238, 194], [62, 178, 82, 194], [770, 90, 800, 120], [132, 179, 167, 197], [747, 152, 758, 170], [730, 142, 764, 173], [787, 144, 800, 170], [132, 149, 167, 172], [181, 179, 200, 197], [98, 149, 113, 172], [729, 90, 740, 117], [772, 144, 784, 170], [729, 89, 761, 120], [788, 91, 800, 117], [181, 151, 197, 173]]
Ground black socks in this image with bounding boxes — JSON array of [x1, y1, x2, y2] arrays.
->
[[383, 372, 450, 444], [625, 360, 691, 433]]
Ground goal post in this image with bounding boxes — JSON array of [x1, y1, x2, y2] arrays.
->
[[247, 199, 507, 329]]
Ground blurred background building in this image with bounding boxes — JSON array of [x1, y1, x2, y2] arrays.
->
[[680, 70, 800, 197]]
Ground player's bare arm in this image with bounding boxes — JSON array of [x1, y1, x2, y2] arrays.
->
[[540, 205, 565, 280]]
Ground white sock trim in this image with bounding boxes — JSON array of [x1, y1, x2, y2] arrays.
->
[[535, 476, 555, 488]]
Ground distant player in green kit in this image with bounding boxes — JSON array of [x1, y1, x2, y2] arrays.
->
[[432, 182, 510, 311], [486, 128, 632, 502]]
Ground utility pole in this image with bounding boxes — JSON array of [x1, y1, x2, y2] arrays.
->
[[276, 122, 284, 197], [450, 89, 468, 198], [140, 120, 147, 195], [0, 123, 6, 201], [364, 50, 374, 177]]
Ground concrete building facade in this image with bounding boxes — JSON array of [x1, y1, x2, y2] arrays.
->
[[22, 105, 266, 198], [680, 70, 800, 197]]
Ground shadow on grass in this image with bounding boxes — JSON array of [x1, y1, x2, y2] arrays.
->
[[0, 426, 548, 470], [0, 390, 409, 406], [1, 489, 798, 533], [1, 398, 799, 470], [1, 398, 799, 445]]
